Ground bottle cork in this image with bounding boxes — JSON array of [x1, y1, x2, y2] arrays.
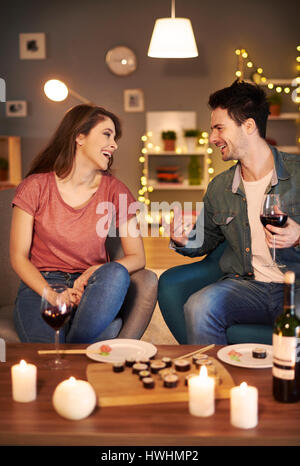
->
[[284, 271, 295, 285]]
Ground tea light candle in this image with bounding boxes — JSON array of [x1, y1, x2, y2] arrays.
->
[[188, 365, 215, 417], [52, 376, 96, 420], [230, 382, 258, 429], [11, 359, 37, 402]]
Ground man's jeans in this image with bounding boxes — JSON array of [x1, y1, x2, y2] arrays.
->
[[13, 262, 130, 343], [184, 278, 300, 344]]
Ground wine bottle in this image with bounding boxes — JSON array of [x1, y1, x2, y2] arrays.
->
[[272, 270, 300, 402]]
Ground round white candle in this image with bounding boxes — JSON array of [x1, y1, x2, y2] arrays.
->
[[230, 382, 258, 429], [52, 376, 96, 420], [11, 359, 37, 402], [188, 365, 215, 417]]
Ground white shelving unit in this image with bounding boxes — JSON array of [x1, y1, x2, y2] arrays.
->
[[144, 148, 209, 199], [268, 113, 300, 155]]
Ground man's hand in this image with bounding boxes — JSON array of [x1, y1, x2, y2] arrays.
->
[[264, 217, 300, 248], [169, 206, 197, 247]]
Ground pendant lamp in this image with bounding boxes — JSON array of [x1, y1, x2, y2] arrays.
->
[[148, 0, 198, 58]]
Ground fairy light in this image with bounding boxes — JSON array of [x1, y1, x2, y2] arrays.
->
[[234, 46, 300, 107]]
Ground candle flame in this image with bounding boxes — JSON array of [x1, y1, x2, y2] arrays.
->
[[240, 381, 248, 390], [199, 365, 208, 379], [20, 359, 27, 368], [68, 376, 76, 383]]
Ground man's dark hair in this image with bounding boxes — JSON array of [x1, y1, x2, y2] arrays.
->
[[208, 80, 269, 138]]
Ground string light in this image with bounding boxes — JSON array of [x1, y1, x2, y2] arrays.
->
[[235, 46, 300, 111]]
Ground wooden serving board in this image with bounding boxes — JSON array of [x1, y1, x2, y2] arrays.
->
[[87, 357, 235, 407]]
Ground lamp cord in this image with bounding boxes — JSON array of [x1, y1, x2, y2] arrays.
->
[[171, 0, 175, 18]]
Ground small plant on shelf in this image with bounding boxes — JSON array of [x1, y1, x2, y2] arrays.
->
[[184, 129, 200, 138], [267, 93, 282, 117], [184, 129, 200, 152], [161, 131, 177, 151]]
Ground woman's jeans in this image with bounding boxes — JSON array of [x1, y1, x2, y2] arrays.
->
[[13, 262, 130, 343], [184, 278, 300, 345]]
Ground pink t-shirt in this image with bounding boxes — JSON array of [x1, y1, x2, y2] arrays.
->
[[12, 172, 137, 273]]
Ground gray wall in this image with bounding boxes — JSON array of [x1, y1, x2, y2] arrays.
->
[[0, 0, 299, 197]]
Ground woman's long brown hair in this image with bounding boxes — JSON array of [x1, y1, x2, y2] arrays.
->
[[26, 105, 122, 178]]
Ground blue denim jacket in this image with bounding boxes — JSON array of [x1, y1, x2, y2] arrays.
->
[[174, 145, 300, 285]]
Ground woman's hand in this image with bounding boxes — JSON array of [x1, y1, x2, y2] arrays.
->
[[72, 265, 102, 295], [45, 287, 81, 307]]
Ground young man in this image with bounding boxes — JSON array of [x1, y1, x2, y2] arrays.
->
[[170, 80, 300, 344]]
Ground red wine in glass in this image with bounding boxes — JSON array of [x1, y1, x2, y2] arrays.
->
[[260, 214, 288, 230], [260, 194, 288, 267], [40, 283, 72, 369], [42, 305, 71, 331]]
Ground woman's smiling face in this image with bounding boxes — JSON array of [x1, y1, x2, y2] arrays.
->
[[76, 117, 118, 170]]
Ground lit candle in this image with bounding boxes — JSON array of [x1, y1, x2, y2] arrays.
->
[[52, 376, 96, 420], [230, 382, 258, 429], [11, 359, 37, 402], [188, 365, 215, 417]]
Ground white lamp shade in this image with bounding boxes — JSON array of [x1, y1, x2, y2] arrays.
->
[[44, 79, 69, 102], [148, 18, 198, 58]]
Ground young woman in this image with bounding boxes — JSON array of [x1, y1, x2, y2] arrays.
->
[[10, 104, 146, 343]]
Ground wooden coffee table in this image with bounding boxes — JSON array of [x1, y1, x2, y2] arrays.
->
[[0, 343, 299, 446]]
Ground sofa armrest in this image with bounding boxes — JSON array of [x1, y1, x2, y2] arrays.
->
[[118, 268, 158, 339]]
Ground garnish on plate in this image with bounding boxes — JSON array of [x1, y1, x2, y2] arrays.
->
[[228, 349, 242, 362], [99, 344, 112, 356]]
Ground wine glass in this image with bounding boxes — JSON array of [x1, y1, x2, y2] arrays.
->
[[41, 283, 72, 369], [260, 194, 288, 268]]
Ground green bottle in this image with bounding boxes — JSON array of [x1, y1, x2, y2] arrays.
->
[[272, 270, 300, 402], [188, 156, 201, 185]]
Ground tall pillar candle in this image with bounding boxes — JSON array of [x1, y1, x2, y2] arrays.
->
[[11, 359, 37, 402], [188, 365, 215, 417], [230, 382, 258, 429]]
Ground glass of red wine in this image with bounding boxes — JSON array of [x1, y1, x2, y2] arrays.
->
[[260, 194, 288, 268], [41, 283, 72, 369]]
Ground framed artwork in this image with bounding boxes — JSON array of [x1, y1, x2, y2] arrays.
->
[[6, 101, 27, 117], [124, 89, 144, 112], [19, 33, 46, 59]]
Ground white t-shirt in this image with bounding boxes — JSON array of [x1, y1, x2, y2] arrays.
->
[[243, 171, 284, 283]]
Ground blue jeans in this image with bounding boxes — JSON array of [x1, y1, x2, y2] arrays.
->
[[13, 262, 130, 343], [184, 278, 300, 344]]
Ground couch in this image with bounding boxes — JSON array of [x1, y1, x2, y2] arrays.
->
[[158, 241, 273, 345], [0, 188, 158, 343]]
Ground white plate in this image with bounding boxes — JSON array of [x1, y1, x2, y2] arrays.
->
[[217, 343, 273, 369], [86, 338, 157, 363]]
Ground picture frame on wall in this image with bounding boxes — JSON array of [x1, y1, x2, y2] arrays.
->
[[19, 33, 46, 59], [6, 101, 27, 117], [124, 89, 144, 112]]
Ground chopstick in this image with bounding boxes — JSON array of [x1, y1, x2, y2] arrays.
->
[[38, 343, 215, 357], [176, 344, 215, 360], [38, 349, 98, 355]]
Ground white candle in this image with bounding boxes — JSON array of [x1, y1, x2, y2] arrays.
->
[[52, 376, 96, 420], [11, 359, 37, 402], [188, 365, 215, 417], [230, 382, 258, 429]]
